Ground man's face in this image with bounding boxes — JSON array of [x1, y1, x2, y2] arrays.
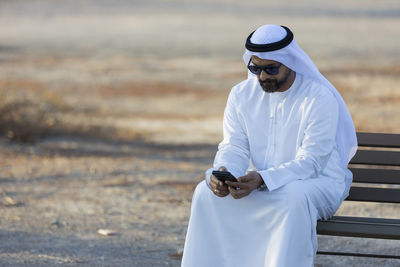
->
[[250, 56, 293, 93]]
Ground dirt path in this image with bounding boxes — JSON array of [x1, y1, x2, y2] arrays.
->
[[0, 137, 213, 266], [1, 137, 399, 266]]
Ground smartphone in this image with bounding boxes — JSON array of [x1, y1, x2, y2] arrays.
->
[[212, 170, 238, 183]]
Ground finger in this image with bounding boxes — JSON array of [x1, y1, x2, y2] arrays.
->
[[210, 176, 224, 188], [211, 186, 219, 194], [210, 176, 223, 186], [211, 181, 229, 192], [224, 180, 238, 187], [218, 166, 227, 171], [210, 183, 217, 192], [211, 178, 227, 191], [229, 186, 248, 195], [210, 175, 218, 184], [216, 182, 228, 189], [225, 180, 249, 189], [217, 185, 229, 194], [228, 186, 236, 196], [216, 192, 228, 197], [217, 182, 228, 190], [236, 190, 250, 199], [211, 175, 224, 187], [216, 187, 229, 194], [212, 187, 229, 197], [229, 187, 250, 199], [209, 178, 217, 189], [236, 192, 250, 199], [228, 186, 238, 195], [237, 176, 251, 183]]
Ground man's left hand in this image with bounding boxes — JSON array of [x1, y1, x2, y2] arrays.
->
[[225, 171, 264, 199]]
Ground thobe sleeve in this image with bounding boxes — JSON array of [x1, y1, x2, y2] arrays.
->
[[205, 89, 250, 185], [258, 92, 339, 191]]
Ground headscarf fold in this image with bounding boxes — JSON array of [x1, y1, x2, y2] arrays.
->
[[243, 24, 357, 168]]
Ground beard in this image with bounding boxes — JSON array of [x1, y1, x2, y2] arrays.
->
[[258, 70, 291, 93]]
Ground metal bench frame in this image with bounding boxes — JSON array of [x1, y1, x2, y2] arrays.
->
[[316, 132, 400, 259]]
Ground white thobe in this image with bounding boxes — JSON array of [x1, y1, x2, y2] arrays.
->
[[182, 74, 352, 267]]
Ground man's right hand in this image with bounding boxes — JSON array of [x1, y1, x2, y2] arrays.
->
[[209, 166, 230, 197]]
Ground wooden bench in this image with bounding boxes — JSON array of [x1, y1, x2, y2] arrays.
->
[[316, 132, 400, 259]]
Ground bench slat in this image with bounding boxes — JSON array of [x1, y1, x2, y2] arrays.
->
[[350, 150, 400, 166], [346, 187, 400, 203], [357, 132, 400, 148], [327, 216, 400, 224], [317, 216, 400, 239], [317, 250, 400, 259], [317, 133, 400, 255], [350, 167, 400, 184]]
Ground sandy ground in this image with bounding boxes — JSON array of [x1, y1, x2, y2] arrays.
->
[[0, 0, 400, 266]]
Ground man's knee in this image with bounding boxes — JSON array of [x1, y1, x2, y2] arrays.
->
[[194, 180, 209, 193], [277, 182, 311, 215], [286, 191, 309, 211], [192, 180, 211, 202]]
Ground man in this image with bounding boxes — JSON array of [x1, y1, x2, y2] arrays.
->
[[181, 24, 357, 267]]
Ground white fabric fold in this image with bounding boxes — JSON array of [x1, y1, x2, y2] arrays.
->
[[182, 178, 342, 267]]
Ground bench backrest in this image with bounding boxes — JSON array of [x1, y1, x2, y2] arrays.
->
[[347, 132, 400, 203]]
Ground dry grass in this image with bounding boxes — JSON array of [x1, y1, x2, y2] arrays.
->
[[0, 78, 144, 143], [96, 81, 218, 98], [0, 79, 63, 142]]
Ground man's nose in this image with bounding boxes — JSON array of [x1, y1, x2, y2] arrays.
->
[[259, 70, 271, 81]]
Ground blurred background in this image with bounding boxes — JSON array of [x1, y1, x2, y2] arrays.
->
[[0, 0, 399, 266]]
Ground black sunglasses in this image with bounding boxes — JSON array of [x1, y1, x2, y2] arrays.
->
[[247, 58, 282, 75]]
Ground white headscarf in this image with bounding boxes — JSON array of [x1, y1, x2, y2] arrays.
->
[[243, 24, 357, 168]]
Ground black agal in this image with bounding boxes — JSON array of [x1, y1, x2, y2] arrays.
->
[[245, 26, 294, 52]]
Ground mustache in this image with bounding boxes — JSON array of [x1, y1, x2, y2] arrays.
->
[[259, 79, 277, 84]]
